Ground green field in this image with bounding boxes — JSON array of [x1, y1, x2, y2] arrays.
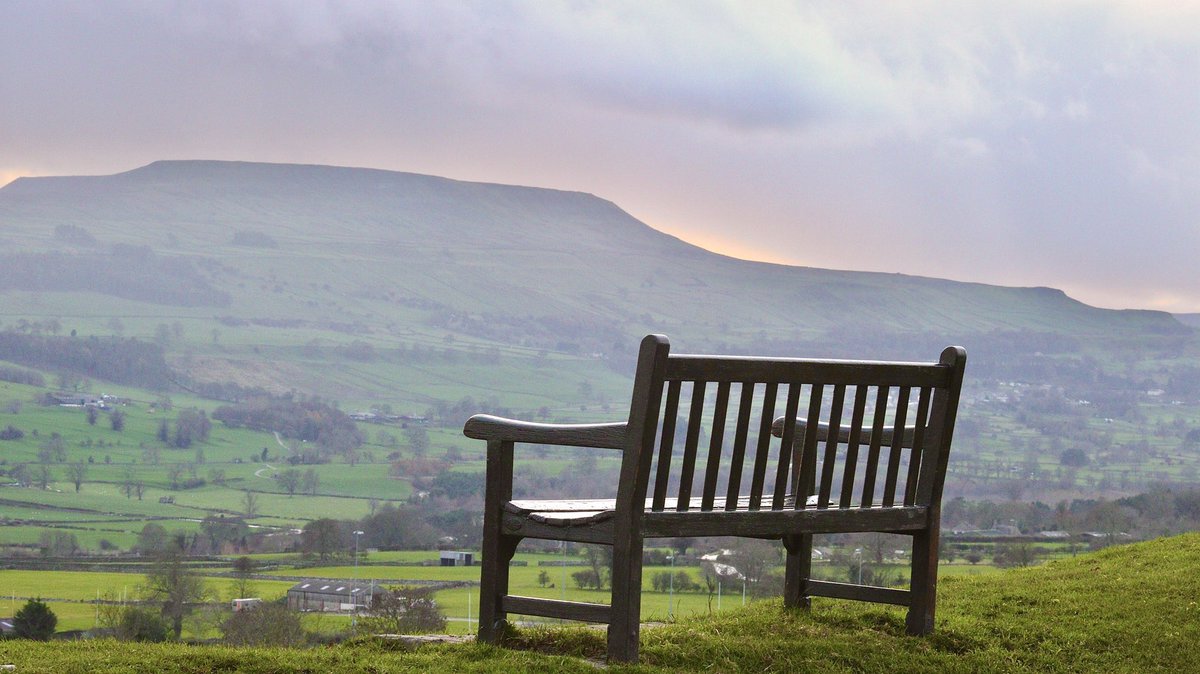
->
[[0, 544, 1016, 640], [0, 534, 1195, 671]]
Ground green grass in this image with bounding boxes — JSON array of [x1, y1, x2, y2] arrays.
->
[[0, 534, 1198, 671]]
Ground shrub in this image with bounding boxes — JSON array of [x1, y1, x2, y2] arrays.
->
[[359, 586, 445, 635], [221, 602, 305, 646], [650, 570, 699, 593], [994, 541, 1040, 568], [0, 425, 23, 441], [1061, 447, 1090, 468], [13, 598, 57, 640], [572, 569, 602, 590], [112, 606, 169, 642]]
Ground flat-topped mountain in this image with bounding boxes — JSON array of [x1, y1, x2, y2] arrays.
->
[[0, 160, 1182, 344]]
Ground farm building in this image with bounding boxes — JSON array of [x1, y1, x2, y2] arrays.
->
[[286, 580, 381, 612], [440, 551, 473, 566], [47, 392, 103, 407]]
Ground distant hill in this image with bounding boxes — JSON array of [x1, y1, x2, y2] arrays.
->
[[1176, 314, 1200, 329], [0, 160, 1191, 400], [0, 160, 1184, 340]]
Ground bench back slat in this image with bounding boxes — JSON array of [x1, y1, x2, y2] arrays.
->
[[770, 384, 803, 510], [723, 383, 756, 511], [625, 336, 966, 522], [860, 386, 890, 508], [816, 384, 847, 508], [839, 386, 870, 508], [747, 382, 778, 511], [700, 381, 731, 511], [903, 387, 933, 506], [792, 384, 823, 509], [675, 381, 707, 512], [881, 387, 911, 507], [650, 379, 682, 512]]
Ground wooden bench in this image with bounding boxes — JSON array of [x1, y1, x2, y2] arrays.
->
[[464, 334, 966, 663]]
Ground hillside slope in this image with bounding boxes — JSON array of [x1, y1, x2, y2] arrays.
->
[[0, 160, 1184, 346]]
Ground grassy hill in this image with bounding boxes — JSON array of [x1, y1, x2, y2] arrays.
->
[[1, 160, 1199, 507], [0, 160, 1190, 410], [0, 533, 1197, 672], [0, 160, 1180, 338]]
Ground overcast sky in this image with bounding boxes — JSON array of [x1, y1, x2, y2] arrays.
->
[[2, 1, 1197, 312]]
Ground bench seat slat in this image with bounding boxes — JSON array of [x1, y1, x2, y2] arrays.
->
[[508, 494, 822, 515], [505, 495, 924, 530], [643, 505, 927, 537], [502, 503, 927, 539]]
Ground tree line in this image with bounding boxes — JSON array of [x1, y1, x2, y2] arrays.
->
[[211, 396, 364, 460], [0, 331, 173, 390], [0, 247, 230, 307]]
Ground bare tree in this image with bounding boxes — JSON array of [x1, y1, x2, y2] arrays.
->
[[276, 469, 300, 496], [66, 462, 87, 493], [35, 464, 52, 490], [143, 533, 210, 639], [10, 463, 30, 487], [242, 490, 259, 518], [142, 444, 161, 465], [231, 556, 258, 600], [121, 467, 135, 499], [301, 518, 344, 561], [167, 464, 184, 490], [728, 538, 780, 586], [301, 468, 319, 496], [405, 426, 430, 458]]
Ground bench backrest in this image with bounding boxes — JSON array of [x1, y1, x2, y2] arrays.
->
[[615, 335, 966, 519]]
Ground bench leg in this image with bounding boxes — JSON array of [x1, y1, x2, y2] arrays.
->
[[478, 534, 520, 643], [783, 534, 813, 610], [906, 528, 938, 635], [608, 536, 644, 663]]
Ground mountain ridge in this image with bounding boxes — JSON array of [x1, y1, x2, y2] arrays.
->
[[0, 160, 1186, 352]]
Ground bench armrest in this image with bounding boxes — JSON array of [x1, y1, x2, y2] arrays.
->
[[464, 414, 626, 450], [771, 417, 916, 447]]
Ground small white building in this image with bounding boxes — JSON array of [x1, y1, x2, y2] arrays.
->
[[231, 598, 263, 612], [440, 551, 474, 566]]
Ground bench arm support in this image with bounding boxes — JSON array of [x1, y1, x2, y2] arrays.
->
[[464, 414, 627, 450], [771, 417, 916, 447]]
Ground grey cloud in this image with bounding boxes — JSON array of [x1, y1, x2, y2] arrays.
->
[[1, 1, 1197, 310]]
